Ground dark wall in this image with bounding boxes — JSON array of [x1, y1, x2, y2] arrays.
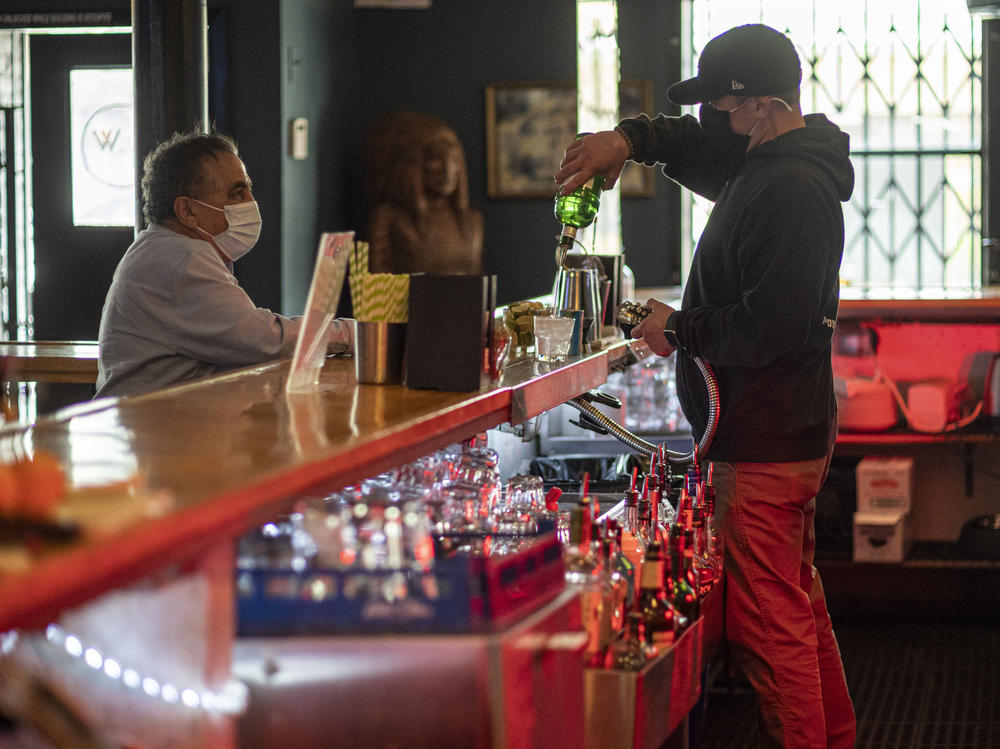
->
[[619, 0, 683, 289], [212, 0, 283, 313], [351, 1, 577, 305], [349, 0, 682, 305], [4, 0, 287, 314], [278, 1, 362, 313], [9, 0, 683, 319]]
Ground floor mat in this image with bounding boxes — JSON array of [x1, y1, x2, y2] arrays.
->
[[700, 621, 1000, 749]]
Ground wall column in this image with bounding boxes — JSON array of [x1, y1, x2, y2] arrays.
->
[[132, 0, 209, 230]]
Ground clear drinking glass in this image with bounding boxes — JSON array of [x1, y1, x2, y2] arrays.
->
[[455, 446, 501, 513], [504, 474, 545, 511], [534, 315, 575, 362], [436, 482, 487, 534]]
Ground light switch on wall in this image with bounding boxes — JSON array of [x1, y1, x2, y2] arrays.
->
[[289, 118, 308, 159]]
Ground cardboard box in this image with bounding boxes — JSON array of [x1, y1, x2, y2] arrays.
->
[[856, 456, 913, 513], [853, 510, 912, 563]]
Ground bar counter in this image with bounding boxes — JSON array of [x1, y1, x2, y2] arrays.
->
[[0, 345, 620, 632], [0, 340, 100, 383]]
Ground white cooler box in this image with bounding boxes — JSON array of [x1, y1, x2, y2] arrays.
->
[[853, 510, 912, 563]]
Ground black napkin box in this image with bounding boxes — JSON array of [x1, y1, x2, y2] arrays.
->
[[405, 274, 496, 392]]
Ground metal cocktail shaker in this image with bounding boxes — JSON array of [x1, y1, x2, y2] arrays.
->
[[552, 265, 602, 346]]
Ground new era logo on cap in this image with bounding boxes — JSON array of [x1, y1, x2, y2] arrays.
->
[[731, 81, 745, 91]]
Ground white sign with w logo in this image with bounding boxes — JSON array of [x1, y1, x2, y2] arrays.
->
[[70, 67, 135, 227]]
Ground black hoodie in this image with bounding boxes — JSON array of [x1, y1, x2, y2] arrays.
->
[[617, 111, 854, 462]]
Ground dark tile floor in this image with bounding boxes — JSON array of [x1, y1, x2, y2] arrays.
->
[[699, 619, 1000, 749]]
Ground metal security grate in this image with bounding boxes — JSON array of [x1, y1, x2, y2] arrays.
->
[[685, 0, 982, 292]]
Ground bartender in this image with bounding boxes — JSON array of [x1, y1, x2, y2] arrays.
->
[[555, 24, 856, 749], [96, 130, 353, 399]]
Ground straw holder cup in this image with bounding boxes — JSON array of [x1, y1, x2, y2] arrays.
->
[[355, 321, 407, 385]]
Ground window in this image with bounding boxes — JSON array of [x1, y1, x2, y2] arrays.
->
[[685, 0, 982, 292], [577, 0, 621, 255]]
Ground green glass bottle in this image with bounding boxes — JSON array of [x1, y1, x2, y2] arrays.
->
[[610, 611, 655, 671], [668, 523, 700, 628], [554, 133, 605, 266], [637, 541, 678, 651]]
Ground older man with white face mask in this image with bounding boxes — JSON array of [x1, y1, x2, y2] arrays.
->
[[96, 130, 352, 398]]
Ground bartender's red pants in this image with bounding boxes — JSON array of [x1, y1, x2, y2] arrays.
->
[[710, 456, 856, 749]]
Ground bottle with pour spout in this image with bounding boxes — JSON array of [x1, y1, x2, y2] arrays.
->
[[554, 133, 604, 267]]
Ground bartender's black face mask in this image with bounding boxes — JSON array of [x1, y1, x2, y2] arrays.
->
[[698, 104, 750, 150]]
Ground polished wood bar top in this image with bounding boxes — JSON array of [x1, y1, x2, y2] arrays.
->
[[0, 345, 622, 631], [0, 340, 100, 383], [837, 291, 1000, 322], [638, 286, 1000, 322]]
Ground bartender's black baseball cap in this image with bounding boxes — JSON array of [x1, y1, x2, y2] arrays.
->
[[667, 24, 802, 106]]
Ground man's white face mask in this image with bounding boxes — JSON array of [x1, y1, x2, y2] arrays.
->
[[192, 199, 262, 262]]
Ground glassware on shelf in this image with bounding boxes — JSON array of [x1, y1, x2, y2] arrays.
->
[[608, 354, 689, 435], [435, 482, 488, 536], [455, 445, 501, 513], [503, 474, 545, 512]]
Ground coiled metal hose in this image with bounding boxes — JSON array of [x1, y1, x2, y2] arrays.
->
[[567, 300, 721, 463], [567, 353, 719, 463]]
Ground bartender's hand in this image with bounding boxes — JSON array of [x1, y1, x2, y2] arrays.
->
[[554, 130, 630, 195], [631, 299, 676, 357]]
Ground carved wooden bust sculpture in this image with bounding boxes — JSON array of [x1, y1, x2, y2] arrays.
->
[[365, 111, 484, 275]]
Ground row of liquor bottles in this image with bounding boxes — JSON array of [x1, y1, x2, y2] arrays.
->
[[562, 446, 722, 671]]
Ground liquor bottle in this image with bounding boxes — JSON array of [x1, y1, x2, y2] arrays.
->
[[678, 485, 694, 531], [589, 521, 627, 666], [661, 544, 690, 636], [649, 444, 673, 529], [564, 501, 606, 667], [566, 494, 593, 556], [703, 468, 724, 572], [610, 611, 655, 671], [636, 476, 653, 550], [687, 445, 702, 495], [608, 518, 636, 609], [645, 466, 662, 533], [655, 453, 678, 529], [690, 496, 717, 596], [683, 525, 703, 599], [668, 523, 700, 625], [686, 460, 702, 498], [554, 134, 604, 266], [619, 481, 645, 599], [637, 541, 678, 651]]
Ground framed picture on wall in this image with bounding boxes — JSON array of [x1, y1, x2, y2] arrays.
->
[[485, 79, 654, 199]]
